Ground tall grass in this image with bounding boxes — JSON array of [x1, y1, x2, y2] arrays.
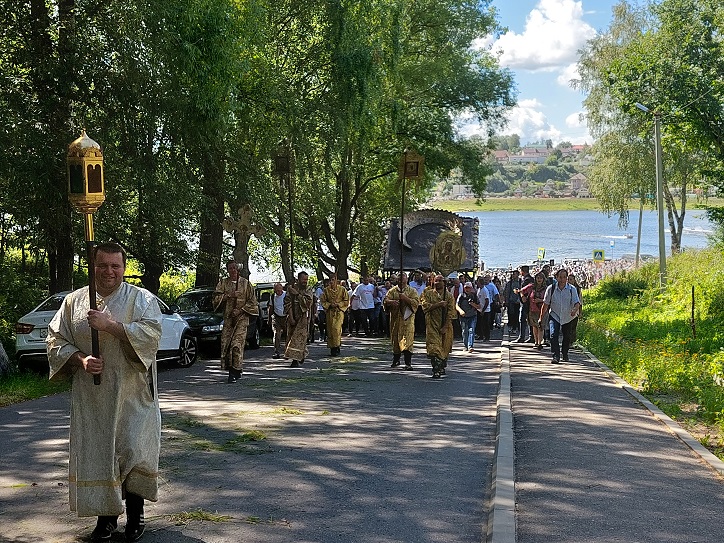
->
[[579, 247, 724, 431]]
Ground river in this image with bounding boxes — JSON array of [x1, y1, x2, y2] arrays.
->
[[462, 208, 715, 269]]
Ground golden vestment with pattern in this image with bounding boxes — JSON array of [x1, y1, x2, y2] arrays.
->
[[320, 285, 350, 349], [213, 276, 258, 371], [384, 285, 419, 354], [284, 285, 314, 361], [421, 287, 456, 361]]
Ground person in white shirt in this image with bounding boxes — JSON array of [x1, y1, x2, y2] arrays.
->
[[348, 282, 360, 335], [483, 275, 500, 336], [475, 278, 491, 341], [541, 269, 581, 364], [352, 276, 376, 336], [269, 282, 287, 358], [315, 280, 327, 342]]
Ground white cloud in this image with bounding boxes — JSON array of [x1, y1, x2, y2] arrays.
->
[[458, 99, 561, 144], [556, 62, 581, 88], [492, 0, 596, 71], [565, 111, 585, 127], [458, 101, 593, 146]]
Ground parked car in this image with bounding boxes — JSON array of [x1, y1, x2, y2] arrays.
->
[[15, 291, 198, 371], [172, 287, 261, 351]]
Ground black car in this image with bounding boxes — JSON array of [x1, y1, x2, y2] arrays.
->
[[172, 288, 260, 351]]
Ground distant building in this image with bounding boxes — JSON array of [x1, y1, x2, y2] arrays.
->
[[568, 172, 588, 191], [451, 184, 474, 198], [508, 146, 551, 164], [493, 150, 510, 163]]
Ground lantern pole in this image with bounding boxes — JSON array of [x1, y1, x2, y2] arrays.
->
[[398, 149, 424, 283], [67, 131, 106, 385]]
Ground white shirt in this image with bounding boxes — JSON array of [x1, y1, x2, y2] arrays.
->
[[409, 280, 426, 295], [315, 286, 324, 311], [272, 291, 286, 317], [349, 289, 360, 311], [477, 286, 490, 313], [353, 282, 375, 310], [543, 283, 580, 325]]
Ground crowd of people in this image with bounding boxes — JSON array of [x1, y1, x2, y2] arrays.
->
[[260, 258, 638, 376]]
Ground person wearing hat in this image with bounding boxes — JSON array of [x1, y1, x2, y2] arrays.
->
[[455, 281, 481, 353], [421, 274, 456, 378]]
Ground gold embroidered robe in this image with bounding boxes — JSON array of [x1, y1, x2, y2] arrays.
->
[[421, 287, 456, 361], [320, 285, 350, 349], [284, 286, 314, 361], [47, 283, 162, 517], [213, 276, 258, 371], [384, 285, 419, 354]]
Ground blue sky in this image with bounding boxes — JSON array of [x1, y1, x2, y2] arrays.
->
[[462, 0, 620, 146]]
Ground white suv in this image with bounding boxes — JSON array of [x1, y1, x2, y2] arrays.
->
[[15, 290, 198, 371]]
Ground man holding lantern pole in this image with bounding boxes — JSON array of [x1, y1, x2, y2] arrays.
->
[[47, 242, 163, 542]]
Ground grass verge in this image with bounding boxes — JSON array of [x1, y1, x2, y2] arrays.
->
[[578, 248, 724, 460], [434, 196, 724, 213], [0, 371, 70, 407]]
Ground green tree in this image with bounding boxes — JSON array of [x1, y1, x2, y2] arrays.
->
[[575, 0, 721, 250]]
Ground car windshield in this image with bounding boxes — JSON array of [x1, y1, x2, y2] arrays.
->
[[176, 292, 215, 312], [36, 294, 67, 312]]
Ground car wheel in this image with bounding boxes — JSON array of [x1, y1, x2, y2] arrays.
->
[[176, 333, 198, 367], [247, 319, 260, 350]]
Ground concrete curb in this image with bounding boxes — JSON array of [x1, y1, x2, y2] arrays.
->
[[582, 348, 724, 478], [486, 340, 516, 543]]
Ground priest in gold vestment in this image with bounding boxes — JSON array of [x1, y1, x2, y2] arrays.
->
[[213, 260, 259, 383], [320, 273, 350, 356], [421, 274, 456, 378], [284, 271, 315, 367], [383, 271, 419, 369]]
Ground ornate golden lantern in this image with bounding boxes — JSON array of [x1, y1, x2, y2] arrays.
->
[[67, 130, 106, 385]]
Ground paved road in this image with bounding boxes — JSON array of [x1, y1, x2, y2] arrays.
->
[[508, 340, 724, 543], [3, 329, 723, 543], [0, 335, 501, 543]]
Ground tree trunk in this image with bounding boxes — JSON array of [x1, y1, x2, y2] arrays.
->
[[232, 231, 251, 280], [0, 342, 11, 377], [195, 157, 225, 288]]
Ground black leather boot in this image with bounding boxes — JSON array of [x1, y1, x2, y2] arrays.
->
[[403, 350, 413, 370]]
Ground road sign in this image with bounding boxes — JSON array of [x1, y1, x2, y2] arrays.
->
[[537, 247, 545, 260], [610, 239, 615, 247], [593, 249, 605, 262]]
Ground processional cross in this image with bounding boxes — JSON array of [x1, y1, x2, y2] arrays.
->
[[222, 204, 265, 277]]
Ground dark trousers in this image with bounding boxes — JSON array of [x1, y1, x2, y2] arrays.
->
[[349, 309, 361, 333], [507, 303, 520, 331], [549, 317, 574, 361], [477, 311, 491, 340], [359, 307, 374, 335], [317, 309, 327, 340], [518, 305, 529, 340]]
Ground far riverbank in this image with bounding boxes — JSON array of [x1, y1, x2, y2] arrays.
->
[[434, 196, 723, 213]]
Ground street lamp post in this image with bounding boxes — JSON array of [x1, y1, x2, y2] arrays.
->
[[635, 103, 667, 288], [67, 130, 106, 385]]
